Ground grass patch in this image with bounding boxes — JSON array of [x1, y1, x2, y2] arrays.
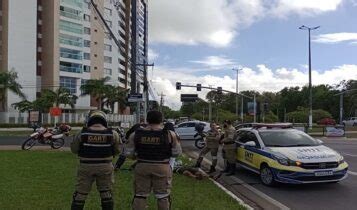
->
[[0, 151, 245, 210]]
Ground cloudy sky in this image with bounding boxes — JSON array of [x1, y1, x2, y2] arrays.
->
[[147, 0, 357, 110]]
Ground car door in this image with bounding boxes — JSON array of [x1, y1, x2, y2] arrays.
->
[[185, 122, 197, 139], [175, 123, 188, 139], [236, 131, 252, 166], [237, 131, 262, 170]]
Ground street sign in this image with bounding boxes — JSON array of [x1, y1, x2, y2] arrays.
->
[[128, 93, 143, 102], [50, 107, 62, 116], [181, 94, 198, 102]]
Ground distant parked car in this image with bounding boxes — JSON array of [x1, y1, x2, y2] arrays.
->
[[342, 117, 357, 126], [174, 121, 210, 140], [317, 118, 336, 126]]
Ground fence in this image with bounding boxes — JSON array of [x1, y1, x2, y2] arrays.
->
[[0, 112, 135, 126]]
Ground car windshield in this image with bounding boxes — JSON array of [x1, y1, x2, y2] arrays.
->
[[259, 130, 319, 147]]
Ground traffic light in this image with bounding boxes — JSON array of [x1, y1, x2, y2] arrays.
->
[[176, 82, 181, 90], [217, 87, 222, 94], [197, 84, 201, 91], [264, 102, 269, 112]]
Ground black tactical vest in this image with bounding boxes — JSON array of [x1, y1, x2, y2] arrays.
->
[[134, 129, 172, 161], [78, 128, 114, 158]]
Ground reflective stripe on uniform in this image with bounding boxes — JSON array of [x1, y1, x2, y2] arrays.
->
[[155, 193, 170, 199]]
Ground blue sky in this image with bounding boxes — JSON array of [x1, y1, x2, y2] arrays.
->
[[147, 0, 357, 109]]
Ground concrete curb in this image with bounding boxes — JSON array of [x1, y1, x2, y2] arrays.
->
[[185, 150, 290, 210], [0, 145, 70, 151]]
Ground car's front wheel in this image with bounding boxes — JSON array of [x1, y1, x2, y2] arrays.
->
[[260, 164, 276, 186]]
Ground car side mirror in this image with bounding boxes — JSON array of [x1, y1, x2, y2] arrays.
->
[[244, 141, 256, 147]]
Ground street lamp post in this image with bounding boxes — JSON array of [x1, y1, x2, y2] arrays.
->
[[299, 25, 320, 129], [232, 68, 242, 121]]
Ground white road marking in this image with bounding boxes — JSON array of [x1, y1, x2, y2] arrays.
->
[[347, 171, 357, 176], [342, 153, 357, 157]]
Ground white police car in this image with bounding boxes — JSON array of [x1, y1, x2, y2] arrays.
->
[[235, 124, 348, 186]]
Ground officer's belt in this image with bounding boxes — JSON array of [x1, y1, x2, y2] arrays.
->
[[224, 141, 235, 145], [80, 160, 112, 164], [137, 160, 169, 164]]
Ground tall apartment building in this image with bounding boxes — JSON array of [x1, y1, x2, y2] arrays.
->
[[0, 0, 147, 114], [130, 0, 147, 94]]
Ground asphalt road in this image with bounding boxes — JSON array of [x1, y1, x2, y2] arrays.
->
[[1, 135, 357, 210], [180, 138, 357, 210]]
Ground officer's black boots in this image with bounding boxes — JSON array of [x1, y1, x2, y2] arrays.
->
[[101, 199, 114, 210], [209, 165, 216, 173], [226, 163, 236, 176], [71, 202, 84, 210], [222, 162, 230, 173], [195, 157, 203, 168]]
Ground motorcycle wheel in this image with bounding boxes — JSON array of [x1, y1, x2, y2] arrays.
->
[[22, 137, 37, 150], [195, 138, 206, 149], [51, 138, 65, 149]]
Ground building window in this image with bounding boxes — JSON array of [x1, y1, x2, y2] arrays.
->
[[83, 14, 90, 21], [83, 40, 90, 47], [60, 6, 81, 20], [104, 56, 112, 63], [84, 27, 91, 35], [60, 47, 82, 60], [60, 61, 83, 73], [60, 76, 77, 94], [59, 20, 83, 34], [106, 20, 112, 27], [105, 8, 112, 16], [83, 65, 91, 72], [59, 33, 83, 47], [119, 69, 126, 75], [104, 44, 112, 52], [104, 68, 112, 75], [81, 79, 88, 94], [83, 53, 90, 60]]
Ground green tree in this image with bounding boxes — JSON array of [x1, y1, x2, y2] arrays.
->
[[80, 77, 109, 110], [0, 70, 26, 111], [42, 87, 78, 108], [11, 100, 34, 113], [102, 86, 129, 113]]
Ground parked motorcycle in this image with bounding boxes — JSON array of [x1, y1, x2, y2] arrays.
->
[[21, 124, 71, 150], [194, 132, 207, 149]]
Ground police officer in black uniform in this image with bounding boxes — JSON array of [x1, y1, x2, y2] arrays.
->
[[71, 111, 121, 210]]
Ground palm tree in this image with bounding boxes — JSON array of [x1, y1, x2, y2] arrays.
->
[[80, 77, 110, 110], [103, 86, 129, 113], [0, 70, 26, 111], [11, 100, 34, 113], [42, 87, 78, 108]]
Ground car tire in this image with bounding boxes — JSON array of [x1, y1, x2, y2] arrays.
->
[[260, 164, 276, 186]]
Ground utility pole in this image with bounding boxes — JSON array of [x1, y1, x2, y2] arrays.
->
[[136, 63, 154, 123], [232, 68, 242, 120], [253, 94, 257, 123], [159, 92, 166, 113], [208, 85, 213, 121], [299, 25, 320, 129]]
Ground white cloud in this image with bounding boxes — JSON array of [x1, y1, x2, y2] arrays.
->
[[270, 0, 343, 17], [149, 0, 344, 48], [149, 64, 357, 110], [148, 0, 264, 47], [148, 48, 159, 61], [313, 33, 357, 44], [190, 56, 236, 69]]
